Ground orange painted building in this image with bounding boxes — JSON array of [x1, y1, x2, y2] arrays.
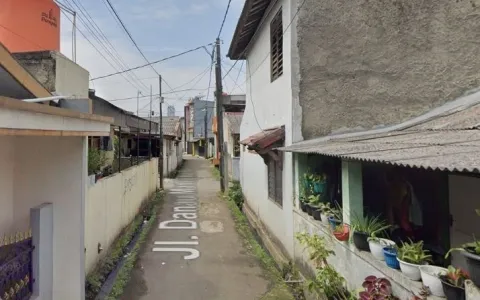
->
[[0, 0, 60, 53]]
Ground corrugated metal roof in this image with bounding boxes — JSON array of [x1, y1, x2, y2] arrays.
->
[[240, 126, 284, 150], [152, 116, 180, 137], [284, 130, 480, 172], [280, 93, 480, 172], [407, 103, 480, 131]]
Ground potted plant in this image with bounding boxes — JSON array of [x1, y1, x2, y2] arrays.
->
[[419, 265, 448, 297], [308, 194, 322, 221], [303, 172, 314, 191], [368, 229, 395, 261], [359, 276, 399, 300], [383, 245, 400, 269], [296, 232, 353, 300], [351, 214, 390, 252], [445, 209, 480, 287], [333, 224, 350, 242], [299, 186, 308, 213], [397, 240, 432, 281], [299, 197, 308, 213], [439, 266, 469, 300], [328, 207, 342, 231], [319, 203, 333, 226], [311, 174, 327, 194], [308, 266, 353, 300]]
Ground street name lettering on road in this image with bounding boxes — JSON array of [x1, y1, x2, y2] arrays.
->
[[154, 177, 201, 260]]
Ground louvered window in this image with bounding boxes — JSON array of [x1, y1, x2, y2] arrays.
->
[[267, 151, 283, 206], [270, 9, 283, 82]]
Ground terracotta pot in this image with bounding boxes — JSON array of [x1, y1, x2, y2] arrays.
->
[[333, 224, 349, 241]]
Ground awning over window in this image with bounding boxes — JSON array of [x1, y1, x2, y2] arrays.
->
[[240, 126, 284, 151]]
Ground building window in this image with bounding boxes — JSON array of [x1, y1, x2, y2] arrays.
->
[[270, 8, 283, 82], [267, 152, 283, 206]]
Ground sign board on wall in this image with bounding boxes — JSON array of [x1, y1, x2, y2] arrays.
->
[[0, 0, 60, 53]]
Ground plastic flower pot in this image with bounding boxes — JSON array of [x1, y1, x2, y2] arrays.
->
[[313, 181, 326, 194], [397, 258, 422, 281], [462, 248, 480, 287], [369, 239, 395, 261], [328, 216, 341, 230], [333, 224, 350, 242], [440, 276, 466, 300], [312, 207, 321, 221], [419, 265, 447, 297], [383, 247, 400, 269], [320, 213, 330, 226], [303, 178, 312, 190], [300, 201, 307, 213], [306, 204, 313, 216], [352, 231, 370, 252]]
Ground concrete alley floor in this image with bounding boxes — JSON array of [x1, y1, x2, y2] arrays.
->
[[121, 156, 271, 300]]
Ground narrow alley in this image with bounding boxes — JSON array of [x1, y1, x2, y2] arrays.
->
[[121, 156, 271, 300]]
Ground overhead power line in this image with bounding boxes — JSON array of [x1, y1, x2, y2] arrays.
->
[[217, 0, 233, 39], [108, 88, 209, 102], [59, 9, 147, 94], [90, 43, 213, 81], [223, 0, 308, 133], [59, 0, 149, 94], [226, 0, 307, 81], [103, 0, 160, 77], [69, 0, 149, 91]]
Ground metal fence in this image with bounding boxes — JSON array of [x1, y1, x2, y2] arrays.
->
[[0, 231, 34, 300]]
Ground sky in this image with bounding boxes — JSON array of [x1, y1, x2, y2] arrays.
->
[[58, 0, 246, 117]]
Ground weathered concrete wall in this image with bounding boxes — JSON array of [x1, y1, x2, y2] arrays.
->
[[298, 0, 480, 139], [85, 158, 159, 273], [13, 51, 56, 92]]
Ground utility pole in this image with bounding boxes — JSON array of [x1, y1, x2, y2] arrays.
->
[[137, 91, 140, 164], [149, 85, 152, 159], [159, 75, 164, 189], [215, 38, 225, 192], [204, 108, 208, 159]]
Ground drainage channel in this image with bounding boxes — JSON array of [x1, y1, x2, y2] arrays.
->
[[94, 220, 147, 300]]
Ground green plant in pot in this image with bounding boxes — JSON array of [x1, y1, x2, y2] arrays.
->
[[308, 266, 354, 300], [296, 232, 354, 300], [351, 214, 390, 252], [299, 184, 308, 213], [439, 266, 469, 300], [397, 240, 432, 281], [311, 173, 327, 194], [367, 227, 395, 261], [445, 209, 480, 288], [303, 172, 314, 191], [308, 194, 322, 221], [319, 202, 333, 225], [328, 206, 343, 231]]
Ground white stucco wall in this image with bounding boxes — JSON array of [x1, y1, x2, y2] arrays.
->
[[163, 138, 183, 176], [240, 0, 296, 256], [0, 136, 14, 233], [12, 136, 87, 300], [85, 158, 159, 273]]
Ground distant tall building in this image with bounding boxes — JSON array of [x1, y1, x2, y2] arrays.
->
[[167, 105, 175, 116]]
